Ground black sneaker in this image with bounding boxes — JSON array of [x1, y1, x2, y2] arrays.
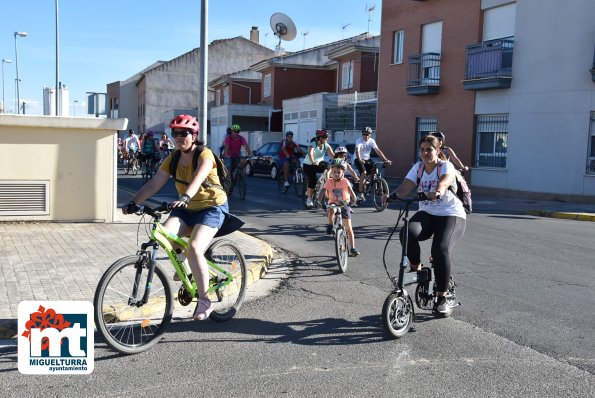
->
[[349, 248, 360, 257], [434, 296, 452, 316], [325, 224, 333, 235]]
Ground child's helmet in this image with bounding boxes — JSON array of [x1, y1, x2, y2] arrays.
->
[[335, 146, 348, 154], [330, 158, 347, 170]]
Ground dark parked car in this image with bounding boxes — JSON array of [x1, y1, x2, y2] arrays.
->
[[246, 141, 308, 179]]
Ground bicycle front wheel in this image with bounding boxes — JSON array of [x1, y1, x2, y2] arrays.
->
[[93, 255, 174, 355], [238, 171, 246, 200], [373, 178, 389, 212], [294, 167, 305, 197], [382, 291, 414, 339], [334, 227, 349, 273], [205, 240, 247, 322]]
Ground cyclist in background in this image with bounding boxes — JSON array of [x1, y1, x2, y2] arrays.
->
[[125, 129, 141, 165], [122, 114, 237, 321], [224, 124, 251, 173], [140, 131, 159, 171], [332, 146, 359, 183], [317, 159, 359, 256], [303, 130, 335, 208], [383, 135, 466, 315], [430, 131, 468, 172], [279, 131, 305, 188], [354, 127, 392, 201], [160, 133, 175, 150]]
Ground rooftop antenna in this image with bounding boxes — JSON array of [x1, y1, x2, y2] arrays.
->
[[341, 23, 351, 39], [264, 32, 270, 48], [270, 12, 297, 56], [302, 30, 309, 50], [366, 4, 376, 34]]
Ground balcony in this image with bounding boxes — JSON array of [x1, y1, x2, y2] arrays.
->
[[406, 52, 441, 95], [463, 37, 514, 91]]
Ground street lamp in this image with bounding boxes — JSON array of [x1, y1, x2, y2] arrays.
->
[[1, 59, 12, 113], [73, 100, 78, 116], [14, 31, 27, 114]]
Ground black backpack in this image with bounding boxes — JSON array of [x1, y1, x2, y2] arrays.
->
[[169, 148, 232, 193], [416, 161, 472, 214]]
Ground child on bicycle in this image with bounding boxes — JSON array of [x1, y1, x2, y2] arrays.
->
[[317, 159, 360, 257], [332, 146, 359, 184]]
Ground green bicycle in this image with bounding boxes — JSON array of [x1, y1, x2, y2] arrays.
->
[[93, 203, 247, 355]]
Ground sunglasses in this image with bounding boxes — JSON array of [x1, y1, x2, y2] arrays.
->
[[172, 130, 191, 138]]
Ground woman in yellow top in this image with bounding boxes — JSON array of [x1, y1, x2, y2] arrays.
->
[[122, 114, 235, 321]]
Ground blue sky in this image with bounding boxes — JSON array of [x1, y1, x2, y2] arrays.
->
[[0, 0, 382, 116]]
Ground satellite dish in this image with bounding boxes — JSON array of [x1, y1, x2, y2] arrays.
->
[[270, 12, 297, 43]]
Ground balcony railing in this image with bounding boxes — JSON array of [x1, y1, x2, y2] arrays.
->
[[406, 52, 441, 95], [463, 37, 514, 90]]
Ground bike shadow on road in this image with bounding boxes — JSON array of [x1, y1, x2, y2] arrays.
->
[[157, 314, 399, 347]]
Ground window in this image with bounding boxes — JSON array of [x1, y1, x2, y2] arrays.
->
[[475, 114, 508, 168], [263, 73, 271, 97], [341, 60, 354, 90], [216, 90, 221, 106], [393, 30, 404, 64], [415, 117, 438, 161], [588, 112, 595, 173], [223, 86, 229, 105]]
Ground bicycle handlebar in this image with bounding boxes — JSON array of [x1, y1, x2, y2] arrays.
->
[[386, 192, 428, 204], [127, 202, 171, 218]]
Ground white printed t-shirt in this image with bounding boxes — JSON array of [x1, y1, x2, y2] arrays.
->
[[405, 161, 466, 219]]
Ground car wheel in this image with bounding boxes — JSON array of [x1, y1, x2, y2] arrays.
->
[[245, 162, 254, 176], [270, 164, 279, 180]]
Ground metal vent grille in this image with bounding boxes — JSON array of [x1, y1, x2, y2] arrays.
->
[[0, 181, 49, 215]]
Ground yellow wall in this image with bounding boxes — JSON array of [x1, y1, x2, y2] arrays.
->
[[0, 115, 127, 222]]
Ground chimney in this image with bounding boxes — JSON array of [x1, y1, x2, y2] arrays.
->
[[250, 26, 259, 44]]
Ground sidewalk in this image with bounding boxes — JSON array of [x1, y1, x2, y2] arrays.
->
[[0, 216, 274, 341]]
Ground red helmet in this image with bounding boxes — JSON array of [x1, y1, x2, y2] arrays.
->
[[315, 129, 328, 139], [169, 114, 199, 134]]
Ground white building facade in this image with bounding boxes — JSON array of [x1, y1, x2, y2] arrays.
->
[[471, 0, 595, 197]]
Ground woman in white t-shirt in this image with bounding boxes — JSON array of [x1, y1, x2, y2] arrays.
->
[[384, 135, 466, 316]]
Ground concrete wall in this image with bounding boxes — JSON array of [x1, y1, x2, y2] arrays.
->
[[473, 0, 595, 196], [0, 115, 127, 222]]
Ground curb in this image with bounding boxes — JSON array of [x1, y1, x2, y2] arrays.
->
[[526, 210, 595, 222]]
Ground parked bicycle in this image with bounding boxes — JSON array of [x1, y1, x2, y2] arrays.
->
[[357, 161, 390, 211], [93, 202, 247, 354], [381, 193, 459, 339], [277, 160, 305, 197], [227, 162, 247, 200]]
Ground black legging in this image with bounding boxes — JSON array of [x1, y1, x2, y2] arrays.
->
[[400, 211, 466, 292], [303, 163, 327, 189]]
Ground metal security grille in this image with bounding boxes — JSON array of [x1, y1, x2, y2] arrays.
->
[[588, 111, 595, 173], [0, 181, 49, 215], [475, 114, 508, 168], [324, 92, 377, 132], [415, 117, 438, 162]]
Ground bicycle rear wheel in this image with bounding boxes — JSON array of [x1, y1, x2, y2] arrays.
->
[[294, 167, 305, 197], [93, 255, 174, 354], [382, 291, 414, 339], [373, 178, 389, 212], [334, 227, 349, 273], [205, 240, 247, 322], [238, 170, 246, 200]]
